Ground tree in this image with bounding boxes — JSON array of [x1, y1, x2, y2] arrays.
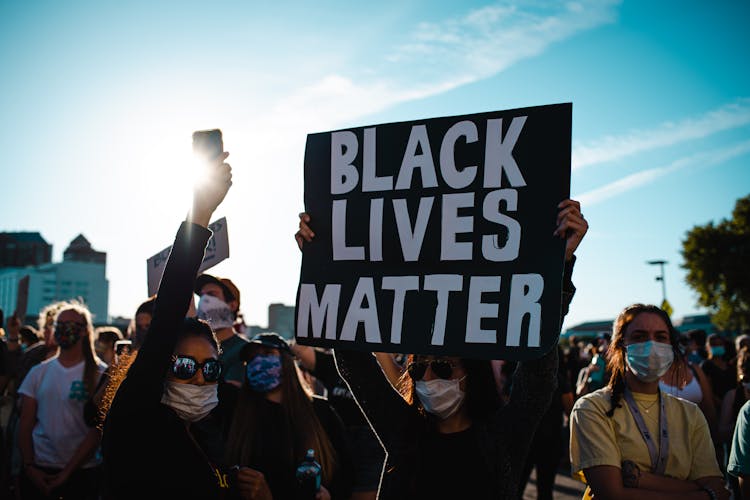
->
[[682, 194, 750, 332]]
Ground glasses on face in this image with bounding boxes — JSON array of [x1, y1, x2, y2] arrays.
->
[[407, 359, 458, 380], [171, 355, 222, 382]]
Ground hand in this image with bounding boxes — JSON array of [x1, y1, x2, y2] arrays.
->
[[7, 314, 21, 336], [315, 485, 331, 500], [235, 467, 273, 500], [25, 465, 54, 495], [695, 477, 730, 500], [44, 467, 72, 492], [295, 212, 315, 251], [190, 151, 233, 227], [554, 199, 588, 262]]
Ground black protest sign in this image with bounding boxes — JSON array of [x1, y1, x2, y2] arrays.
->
[[296, 103, 571, 360]]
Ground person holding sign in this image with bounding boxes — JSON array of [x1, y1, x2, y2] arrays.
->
[[569, 304, 727, 500], [101, 149, 233, 498], [295, 198, 587, 499]]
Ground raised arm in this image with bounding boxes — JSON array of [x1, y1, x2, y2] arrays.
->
[[499, 199, 585, 464], [333, 349, 412, 451], [296, 212, 413, 448], [118, 152, 232, 402]]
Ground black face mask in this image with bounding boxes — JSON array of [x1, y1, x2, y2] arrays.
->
[[54, 321, 85, 349]]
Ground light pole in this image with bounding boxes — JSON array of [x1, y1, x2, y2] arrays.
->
[[647, 259, 668, 309]]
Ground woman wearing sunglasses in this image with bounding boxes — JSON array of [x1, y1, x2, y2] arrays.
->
[[225, 332, 353, 500], [101, 151, 233, 498], [570, 304, 727, 500], [18, 301, 107, 499], [296, 199, 587, 499]]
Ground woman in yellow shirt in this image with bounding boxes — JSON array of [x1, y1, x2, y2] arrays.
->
[[570, 304, 727, 500]]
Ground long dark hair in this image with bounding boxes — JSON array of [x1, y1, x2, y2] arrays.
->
[[225, 350, 337, 484], [605, 304, 684, 417], [396, 355, 501, 423]]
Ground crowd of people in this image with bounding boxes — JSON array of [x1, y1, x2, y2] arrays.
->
[[0, 145, 743, 500]]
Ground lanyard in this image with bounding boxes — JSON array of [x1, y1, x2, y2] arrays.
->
[[622, 388, 669, 475]]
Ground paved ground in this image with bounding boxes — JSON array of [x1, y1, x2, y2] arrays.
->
[[522, 467, 586, 499]]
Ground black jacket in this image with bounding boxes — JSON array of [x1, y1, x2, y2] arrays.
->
[[102, 222, 228, 498]]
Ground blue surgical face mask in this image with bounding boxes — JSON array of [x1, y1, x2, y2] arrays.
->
[[246, 353, 283, 392], [626, 340, 674, 383]]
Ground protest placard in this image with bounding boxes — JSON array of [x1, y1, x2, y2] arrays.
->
[[296, 104, 571, 360], [14, 275, 30, 320], [147, 217, 229, 296]]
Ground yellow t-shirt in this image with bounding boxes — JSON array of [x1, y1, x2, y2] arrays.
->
[[569, 387, 720, 498]]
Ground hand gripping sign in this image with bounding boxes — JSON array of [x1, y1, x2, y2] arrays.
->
[[296, 104, 571, 360]]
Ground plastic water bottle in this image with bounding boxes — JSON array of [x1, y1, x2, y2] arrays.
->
[[295, 448, 321, 499]]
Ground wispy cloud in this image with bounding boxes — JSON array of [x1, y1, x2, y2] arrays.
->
[[387, 1, 620, 87], [268, 0, 621, 131], [577, 140, 750, 206], [573, 98, 750, 170]]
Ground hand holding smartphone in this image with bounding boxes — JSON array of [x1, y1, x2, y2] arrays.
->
[[192, 129, 223, 161]]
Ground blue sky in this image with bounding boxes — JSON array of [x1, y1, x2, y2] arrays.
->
[[1, 0, 748, 331]]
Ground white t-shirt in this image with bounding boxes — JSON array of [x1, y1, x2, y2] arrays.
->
[[18, 357, 107, 468]]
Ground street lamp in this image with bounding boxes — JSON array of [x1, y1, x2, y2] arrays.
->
[[647, 259, 670, 313]]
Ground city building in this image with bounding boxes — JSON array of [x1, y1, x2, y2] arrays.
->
[[0, 234, 109, 324], [561, 320, 613, 342], [0, 232, 52, 268], [63, 234, 106, 264], [674, 314, 717, 334], [268, 303, 295, 339], [246, 303, 296, 340]]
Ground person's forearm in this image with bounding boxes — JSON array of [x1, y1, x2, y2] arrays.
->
[[187, 204, 212, 228], [334, 349, 410, 448], [638, 470, 702, 492], [374, 352, 404, 387], [561, 256, 576, 318], [18, 419, 35, 466], [740, 476, 750, 500], [292, 344, 316, 372], [128, 222, 212, 385], [61, 428, 100, 475]]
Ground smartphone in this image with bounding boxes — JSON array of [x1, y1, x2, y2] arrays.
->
[[115, 339, 133, 356], [192, 129, 223, 160]]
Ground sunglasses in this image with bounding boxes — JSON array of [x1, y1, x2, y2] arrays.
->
[[407, 359, 459, 381], [171, 355, 223, 382]]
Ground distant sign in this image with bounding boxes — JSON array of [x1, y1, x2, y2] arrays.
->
[[296, 104, 571, 360], [14, 275, 30, 320], [147, 217, 229, 295]]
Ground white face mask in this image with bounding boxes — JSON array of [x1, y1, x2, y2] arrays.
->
[[196, 294, 234, 330], [415, 377, 466, 420], [626, 341, 674, 383], [161, 381, 218, 422]]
